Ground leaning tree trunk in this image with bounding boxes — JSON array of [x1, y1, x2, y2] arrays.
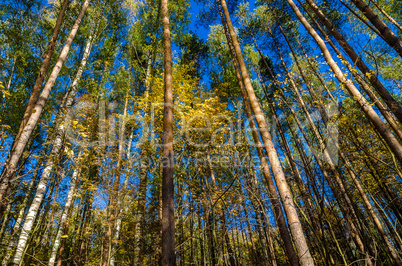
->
[[278, 24, 402, 264], [305, 0, 402, 126], [0, 0, 90, 220], [369, 0, 402, 32], [48, 151, 83, 266], [250, 30, 328, 261], [1, 159, 40, 266], [216, 4, 300, 264], [282, 98, 375, 265], [10, 3, 90, 264], [220, 0, 314, 264], [0, 0, 69, 215], [49, 17, 97, 265], [349, 0, 402, 58], [161, 0, 175, 265], [284, 0, 402, 165], [13, 0, 69, 145], [264, 40, 372, 259]]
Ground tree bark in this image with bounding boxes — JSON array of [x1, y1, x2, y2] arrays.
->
[[161, 0, 175, 265], [369, 0, 402, 32], [285, 0, 402, 165], [349, 0, 402, 58], [48, 151, 82, 266], [109, 129, 134, 266], [220, 0, 314, 264], [0, 0, 90, 218], [216, 4, 300, 263], [305, 0, 402, 126], [14, 0, 69, 143], [10, 3, 90, 264]]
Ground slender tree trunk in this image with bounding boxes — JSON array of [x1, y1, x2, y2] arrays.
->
[[11, 136, 64, 265], [48, 151, 83, 266], [132, 150, 149, 265], [282, 99, 375, 265], [110, 130, 134, 266], [369, 0, 402, 31], [285, 0, 402, 165], [1, 161, 39, 266], [349, 0, 402, 58], [235, 168, 258, 264], [217, 3, 301, 265], [348, 127, 402, 225], [55, 206, 72, 266], [10, 4, 91, 264], [13, 0, 69, 143], [71, 190, 93, 266], [247, 175, 276, 265], [269, 102, 333, 264], [339, 144, 402, 264], [305, 0, 402, 125], [102, 90, 129, 266], [0, 0, 90, 217], [161, 0, 175, 264], [240, 192, 258, 264], [220, 1, 314, 264], [250, 30, 330, 262], [205, 152, 236, 266], [133, 58, 153, 266]]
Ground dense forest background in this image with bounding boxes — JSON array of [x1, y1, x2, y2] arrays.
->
[[0, 0, 401, 265]]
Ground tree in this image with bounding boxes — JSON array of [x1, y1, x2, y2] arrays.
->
[[161, 0, 175, 265]]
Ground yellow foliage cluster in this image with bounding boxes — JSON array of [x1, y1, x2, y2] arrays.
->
[[137, 63, 233, 151]]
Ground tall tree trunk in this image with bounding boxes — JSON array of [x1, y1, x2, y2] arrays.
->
[[247, 169, 277, 265], [305, 0, 402, 125], [161, 0, 175, 264], [280, 23, 400, 263], [205, 152, 236, 266], [284, 0, 402, 165], [109, 130, 134, 266], [132, 57, 153, 266], [282, 98, 375, 264], [369, 0, 402, 31], [349, 0, 402, 58], [1, 159, 40, 266], [219, 0, 314, 264], [0, 0, 90, 218], [13, 0, 69, 144], [10, 4, 91, 264], [237, 180, 258, 264], [217, 3, 301, 265], [48, 151, 83, 266], [102, 90, 129, 266], [249, 29, 330, 262]]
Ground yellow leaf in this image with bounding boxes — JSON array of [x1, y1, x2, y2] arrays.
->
[[61, 235, 68, 238], [1, 89, 10, 96]]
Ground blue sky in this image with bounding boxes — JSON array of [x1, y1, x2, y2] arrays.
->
[[188, 0, 257, 41], [189, 0, 211, 40]]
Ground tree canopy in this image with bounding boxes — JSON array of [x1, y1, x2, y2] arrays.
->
[[0, 0, 402, 265]]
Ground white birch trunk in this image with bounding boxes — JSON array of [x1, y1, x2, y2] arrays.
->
[[0, 0, 90, 205], [2, 172, 36, 266], [11, 3, 90, 264], [47, 18, 97, 266], [47, 151, 83, 266]]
